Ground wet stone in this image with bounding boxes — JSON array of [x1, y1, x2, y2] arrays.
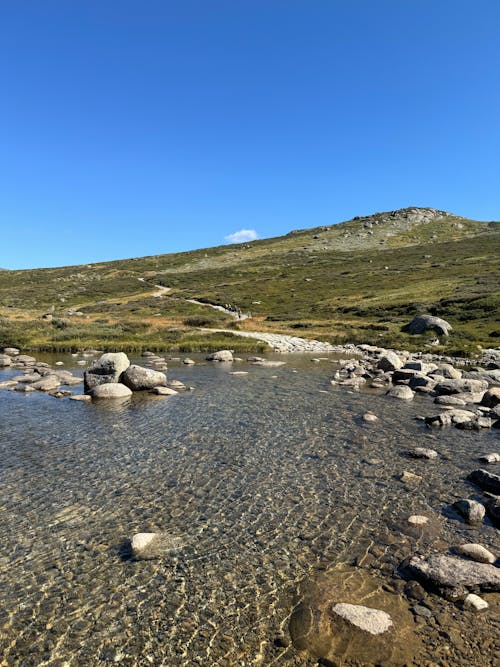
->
[[453, 499, 485, 524]]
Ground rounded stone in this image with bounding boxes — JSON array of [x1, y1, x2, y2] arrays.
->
[[90, 383, 132, 399]]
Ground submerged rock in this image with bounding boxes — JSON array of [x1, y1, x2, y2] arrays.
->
[[289, 567, 420, 665], [331, 603, 393, 635], [406, 553, 500, 599], [150, 386, 178, 396], [408, 515, 429, 526], [410, 447, 438, 460], [130, 532, 184, 560]]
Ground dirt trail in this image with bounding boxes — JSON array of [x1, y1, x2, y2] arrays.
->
[[138, 278, 333, 352]]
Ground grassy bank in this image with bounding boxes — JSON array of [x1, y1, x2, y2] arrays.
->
[[1, 208, 498, 355]]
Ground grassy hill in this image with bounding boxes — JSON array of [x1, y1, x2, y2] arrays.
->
[[1, 207, 499, 354]]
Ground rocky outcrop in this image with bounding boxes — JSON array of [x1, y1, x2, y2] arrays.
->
[[84, 353, 130, 392], [121, 365, 167, 391]]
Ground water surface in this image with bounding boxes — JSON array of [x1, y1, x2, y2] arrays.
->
[[0, 354, 498, 666]]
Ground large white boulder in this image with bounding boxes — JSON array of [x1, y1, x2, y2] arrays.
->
[[84, 352, 130, 392]]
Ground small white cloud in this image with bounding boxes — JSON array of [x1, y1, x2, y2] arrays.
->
[[224, 229, 258, 244]]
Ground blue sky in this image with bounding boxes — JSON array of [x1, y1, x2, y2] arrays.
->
[[1, 1, 499, 269]]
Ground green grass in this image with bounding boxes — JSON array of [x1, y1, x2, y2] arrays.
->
[[0, 207, 498, 354]]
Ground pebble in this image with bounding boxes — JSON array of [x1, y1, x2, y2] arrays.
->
[[408, 515, 429, 526], [456, 543, 496, 564], [363, 412, 378, 422], [412, 604, 432, 619], [410, 447, 438, 460]]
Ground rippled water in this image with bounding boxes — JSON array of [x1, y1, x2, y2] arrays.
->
[[0, 354, 498, 666]]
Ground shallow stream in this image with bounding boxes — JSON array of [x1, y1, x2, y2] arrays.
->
[[0, 353, 498, 666]]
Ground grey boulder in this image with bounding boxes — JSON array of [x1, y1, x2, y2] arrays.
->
[[121, 365, 167, 391], [84, 352, 130, 392], [468, 469, 500, 495], [406, 315, 452, 336], [206, 350, 233, 362]]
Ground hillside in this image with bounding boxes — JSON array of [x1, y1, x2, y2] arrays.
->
[[0, 207, 499, 353]]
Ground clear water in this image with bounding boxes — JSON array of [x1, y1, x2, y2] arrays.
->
[[0, 354, 498, 666]]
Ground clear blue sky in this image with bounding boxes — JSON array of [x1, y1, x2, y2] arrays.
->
[[1, 1, 499, 269]]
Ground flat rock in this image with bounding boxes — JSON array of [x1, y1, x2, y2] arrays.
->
[[408, 515, 429, 526], [69, 394, 92, 402], [16, 354, 36, 365], [407, 553, 500, 599], [251, 360, 286, 367], [130, 532, 185, 560], [150, 386, 178, 395], [31, 375, 61, 392], [453, 499, 485, 524], [3, 347, 20, 356], [331, 603, 393, 636], [182, 358, 195, 365], [410, 447, 438, 460], [206, 350, 233, 362], [121, 365, 167, 391], [456, 543, 496, 564], [434, 395, 466, 406], [400, 471, 422, 486], [468, 468, 500, 495], [363, 412, 378, 422], [433, 378, 489, 396], [89, 383, 132, 399]]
